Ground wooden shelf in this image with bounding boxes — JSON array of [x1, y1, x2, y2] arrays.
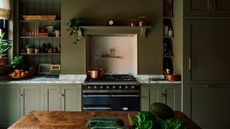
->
[[20, 53, 61, 56], [20, 20, 61, 23], [80, 26, 151, 38], [20, 36, 60, 39]]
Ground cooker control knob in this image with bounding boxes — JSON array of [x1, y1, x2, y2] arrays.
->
[[106, 86, 109, 89], [125, 86, 128, 89], [119, 86, 122, 89], [87, 86, 90, 89], [113, 86, 116, 89], [94, 86, 97, 89], [131, 86, 135, 89], [100, 86, 103, 89]]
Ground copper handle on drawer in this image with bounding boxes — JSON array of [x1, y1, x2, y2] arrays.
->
[[60, 94, 65, 97], [19, 94, 23, 97], [161, 93, 167, 97]]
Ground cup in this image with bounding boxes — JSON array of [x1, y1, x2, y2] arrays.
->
[[55, 30, 61, 37]]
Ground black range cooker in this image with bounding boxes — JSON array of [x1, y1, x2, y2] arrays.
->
[[82, 74, 140, 111]]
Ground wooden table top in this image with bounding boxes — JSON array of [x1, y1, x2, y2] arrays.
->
[[8, 111, 201, 129]]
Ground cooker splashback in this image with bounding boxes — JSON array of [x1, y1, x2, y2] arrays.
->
[[86, 34, 138, 74]]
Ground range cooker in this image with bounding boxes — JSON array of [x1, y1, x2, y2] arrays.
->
[[82, 74, 140, 111]]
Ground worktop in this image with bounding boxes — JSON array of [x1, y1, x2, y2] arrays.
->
[[0, 74, 181, 84]]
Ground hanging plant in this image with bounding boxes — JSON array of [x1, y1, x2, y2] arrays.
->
[[66, 17, 87, 44]]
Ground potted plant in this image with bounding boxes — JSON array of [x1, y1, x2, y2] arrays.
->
[[25, 43, 34, 54], [0, 33, 12, 65], [66, 17, 86, 44]]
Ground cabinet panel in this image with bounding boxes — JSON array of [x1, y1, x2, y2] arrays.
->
[[141, 83, 181, 111], [184, 0, 230, 16], [44, 86, 61, 111], [190, 85, 230, 129], [20, 85, 41, 116], [61, 84, 81, 111], [2, 85, 20, 126], [140, 86, 150, 111], [185, 19, 230, 82]]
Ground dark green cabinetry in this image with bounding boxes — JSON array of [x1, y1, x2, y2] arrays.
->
[[141, 83, 181, 111], [184, 6, 230, 129], [188, 84, 230, 129], [184, 19, 230, 82], [184, 0, 230, 16]]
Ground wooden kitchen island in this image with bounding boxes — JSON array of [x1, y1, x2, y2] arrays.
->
[[8, 111, 201, 129]]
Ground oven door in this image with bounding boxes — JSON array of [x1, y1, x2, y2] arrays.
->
[[82, 94, 111, 111], [111, 94, 140, 111]]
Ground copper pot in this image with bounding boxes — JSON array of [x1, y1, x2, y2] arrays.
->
[[88, 69, 104, 79]]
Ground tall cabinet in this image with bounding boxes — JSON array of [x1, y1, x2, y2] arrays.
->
[[184, 0, 230, 129], [14, 0, 61, 72]]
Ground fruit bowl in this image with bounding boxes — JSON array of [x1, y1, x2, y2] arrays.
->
[[9, 69, 31, 79]]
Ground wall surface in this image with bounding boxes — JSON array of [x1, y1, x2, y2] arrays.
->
[[61, 0, 162, 74]]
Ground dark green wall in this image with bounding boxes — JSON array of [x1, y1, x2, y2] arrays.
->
[[61, 0, 162, 74]]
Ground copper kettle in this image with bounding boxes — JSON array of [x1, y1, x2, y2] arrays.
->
[[88, 69, 104, 79]]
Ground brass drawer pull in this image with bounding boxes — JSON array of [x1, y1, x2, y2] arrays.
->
[[161, 93, 167, 97]]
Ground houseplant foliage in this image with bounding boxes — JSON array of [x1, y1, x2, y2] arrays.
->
[[66, 17, 86, 44], [0, 32, 11, 58]]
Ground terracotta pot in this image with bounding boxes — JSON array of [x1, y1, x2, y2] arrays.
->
[[0, 57, 8, 65], [27, 48, 34, 54], [88, 69, 104, 79]]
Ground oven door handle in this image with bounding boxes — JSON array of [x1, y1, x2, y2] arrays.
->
[[83, 107, 111, 110], [111, 95, 140, 97], [83, 95, 111, 97]]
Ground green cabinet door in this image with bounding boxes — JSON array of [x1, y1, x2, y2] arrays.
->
[[43, 84, 81, 111], [141, 83, 181, 111], [2, 84, 20, 127], [184, 0, 230, 16], [149, 84, 181, 111], [61, 84, 81, 111], [43, 85, 61, 111], [141, 84, 150, 111], [19, 85, 42, 117], [189, 84, 230, 129], [185, 19, 230, 82]]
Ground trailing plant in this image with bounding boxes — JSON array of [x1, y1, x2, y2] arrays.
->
[[66, 17, 86, 44]]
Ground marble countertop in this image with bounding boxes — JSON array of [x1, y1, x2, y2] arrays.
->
[[0, 74, 181, 84]]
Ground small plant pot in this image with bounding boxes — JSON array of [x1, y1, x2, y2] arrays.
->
[[35, 48, 40, 53], [27, 48, 34, 54], [55, 30, 61, 37], [0, 57, 8, 65]]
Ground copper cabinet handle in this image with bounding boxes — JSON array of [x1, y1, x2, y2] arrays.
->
[[161, 93, 167, 97], [59, 94, 65, 97], [19, 94, 23, 97]]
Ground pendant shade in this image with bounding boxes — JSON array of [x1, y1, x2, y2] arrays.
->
[[0, 0, 10, 19]]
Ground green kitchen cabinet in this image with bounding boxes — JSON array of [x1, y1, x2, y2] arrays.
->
[[43, 84, 81, 111], [184, 18, 230, 83], [1, 84, 20, 127], [19, 85, 42, 117], [141, 83, 181, 111], [188, 84, 230, 129], [184, 0, 230, 16]]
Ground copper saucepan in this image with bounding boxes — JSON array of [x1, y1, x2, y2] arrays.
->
[[88, 69, 104, 79]]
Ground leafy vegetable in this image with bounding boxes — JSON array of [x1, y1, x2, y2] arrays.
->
[[159, 119, 188, 129], [132, 111, 156, 129], [132, 111, 188, 129]]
